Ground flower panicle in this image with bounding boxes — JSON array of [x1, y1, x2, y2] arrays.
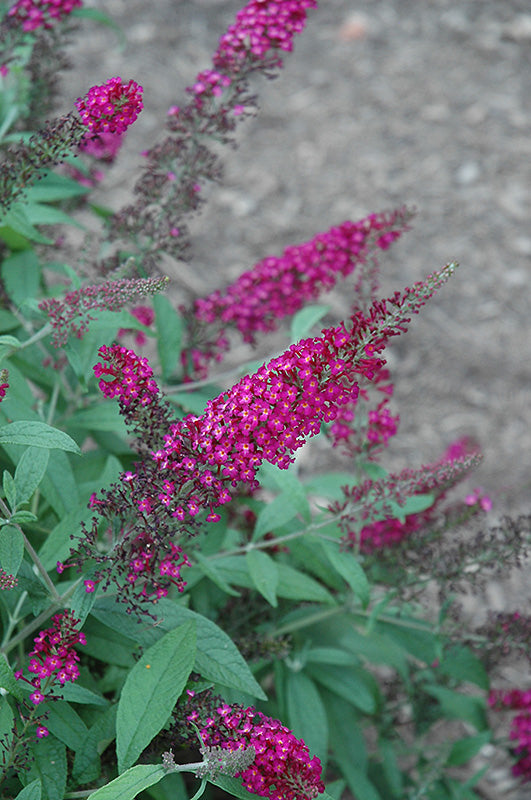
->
[[39, 275, 167, 348], [181, 207, 414, 380]]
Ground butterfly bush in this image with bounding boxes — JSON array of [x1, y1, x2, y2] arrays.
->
[[3, 0, 525, 797]]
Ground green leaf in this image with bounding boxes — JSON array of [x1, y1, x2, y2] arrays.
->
[[3, 469, 16, 510], [208, 775, 271, 800], [307, 664, 379, 714], [288, 534, 343, 589], [9, 510, 37, 524], [70, 401, 128, 435], [306, 647, 359, 666], [446, 731, 491, 767], [23, 202, 84, 229], [117, 621, 196, 771], [1, 249, 42, 305], [14, 446, 50, 505], [0, 695, 14, 744], [93, 597, 267, 700], [378, 739, 403, 796], [81, 616, 137, 668], [276, 563, 335, 604], [375, 615, 440, 665], [0, 523, 24, 576], [59, 682, 109, 706], [154, 294, 183, 379], [26, 735, 66, 800], [324, 690, 367, 773], [253, 492, 306, 540], [0, 421, 80, 453], [87, 764, 166, 800], [0, 658, 24, 700], [438, 645, 489, 690], [40, 448, 80, 517], [339, 767, 382, 800], [38, 508, 88, 570], [285, 670, 328, 762], [291, 304, 329, 342], [72, 705, 117, 784], [14, 779, 42, 800], [192, 550, 240, 597], [319, 540, 370, 607], [246, 550, 279, 606], [0, 205, 52, 246], [256, 463, 311, 522], [423, 686, 488, 731], [45, 701, 88, 752], [25, 172, 90, 202], [0, 309, 20, 332], [303, 471, 360, 501]]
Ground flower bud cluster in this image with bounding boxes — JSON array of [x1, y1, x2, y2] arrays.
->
[[39, 276, 167, 347], [337, 438, 485, 553]]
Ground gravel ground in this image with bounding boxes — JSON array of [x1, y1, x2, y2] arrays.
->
[[61, 1, 530, 796]]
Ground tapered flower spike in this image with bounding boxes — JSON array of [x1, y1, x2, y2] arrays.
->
[[181, 207, 414, 380]]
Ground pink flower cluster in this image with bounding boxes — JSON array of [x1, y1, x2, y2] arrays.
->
[[215, 0, 318, 70], [39, 275, 166, 348], [194, 703, 324, 800], [75, 77, 143, 135], [15, 611, 86, 737], [94, 345, 159, 409], [182, 209, 412, 379], [489, 689, 531, 781], [7, 0, 82, 32]]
